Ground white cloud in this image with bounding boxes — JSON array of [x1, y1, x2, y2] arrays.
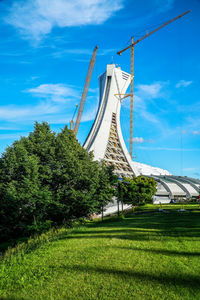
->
[[0, 82, 96, 125], [121, 94, 142, 110], [122, 82, 166, 123], [133, 137, 144, 144], [0, 101, 83, 127], [132, 137, 154, 144], [0, 102, 60, 121], [5, 0, 123, 41], [0, 83, 79, 124], [137, 82, 163, 99], [193, 130, 200, 135], [27, 83, 79, 102], [140, 110, 160, 124], [121, 80, 188, 141], [176, 80, 192, 88], [133, 137, 144, 143], [121, 82, 166, 127]]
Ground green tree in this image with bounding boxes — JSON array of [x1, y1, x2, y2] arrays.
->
[[0, 122, 115, 241], [94, 162, 117, 219], [120, 176, 157, 206]]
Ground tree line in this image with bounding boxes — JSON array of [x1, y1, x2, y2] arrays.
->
[[0, 122, 156, 242]]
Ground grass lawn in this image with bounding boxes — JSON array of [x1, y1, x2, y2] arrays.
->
[[132, 203, 200, 211], [0, 208, 200, 299]]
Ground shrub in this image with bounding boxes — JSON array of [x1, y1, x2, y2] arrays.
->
[[0, 122, 116, 241]]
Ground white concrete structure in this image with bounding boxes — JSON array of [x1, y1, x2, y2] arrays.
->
[[132, 161, 171, 176], [151, 175, 200, 203], [84, 64, 140, 177], [84, 64, 200, 206]]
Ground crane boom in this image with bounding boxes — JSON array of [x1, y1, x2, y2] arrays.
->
[[116, 10, 190, 159], [73, 46, 98, 136], [70, 104, 78, 130], [117, 10, 190, 55]]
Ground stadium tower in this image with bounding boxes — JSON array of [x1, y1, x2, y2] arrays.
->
[[84, 64, 139, 177], [84, 64, 200, 206]]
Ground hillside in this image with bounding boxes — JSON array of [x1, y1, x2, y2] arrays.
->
[[0, 206, 200, 300]]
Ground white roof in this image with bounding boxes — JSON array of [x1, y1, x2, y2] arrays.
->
[[132, 161, 172, 176]]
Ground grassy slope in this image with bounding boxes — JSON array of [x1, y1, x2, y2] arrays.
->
[[0, 207, 200, 300]]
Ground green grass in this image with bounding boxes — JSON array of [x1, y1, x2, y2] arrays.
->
[[0, 209, 200, 300], [133, 203, 200, 212]]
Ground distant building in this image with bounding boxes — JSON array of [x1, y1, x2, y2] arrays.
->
[[84, 64, 200, 205]]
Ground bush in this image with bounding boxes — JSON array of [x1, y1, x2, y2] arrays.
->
[[118, 176, 157, 207], [0, 122, 116, 241]]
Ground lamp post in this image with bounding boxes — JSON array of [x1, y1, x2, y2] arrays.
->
[[117, 177, 125, 216]]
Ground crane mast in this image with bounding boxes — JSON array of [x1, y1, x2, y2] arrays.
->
[[73, 46, 98, 136], [117, 10, 190, 159], [130, 36, 134, 157]]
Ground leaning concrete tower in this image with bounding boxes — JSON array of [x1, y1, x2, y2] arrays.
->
[[84, 64, 139, 177]]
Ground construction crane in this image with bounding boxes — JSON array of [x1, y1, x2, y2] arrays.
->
[[117, 10, 190, 159], [73, 45, 98, 136], [70, 104, 78, 130]]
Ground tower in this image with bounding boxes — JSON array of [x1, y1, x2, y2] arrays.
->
[[84, 64, 139, 177], [83, 64, 200, 207]]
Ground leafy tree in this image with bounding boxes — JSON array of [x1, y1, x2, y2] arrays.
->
[[120, 176, 157, 206], [94, 162, 117, 219], [0, 122, 115, 241]]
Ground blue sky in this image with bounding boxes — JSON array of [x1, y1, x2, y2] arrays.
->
[[0, 0, 199, 178]]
